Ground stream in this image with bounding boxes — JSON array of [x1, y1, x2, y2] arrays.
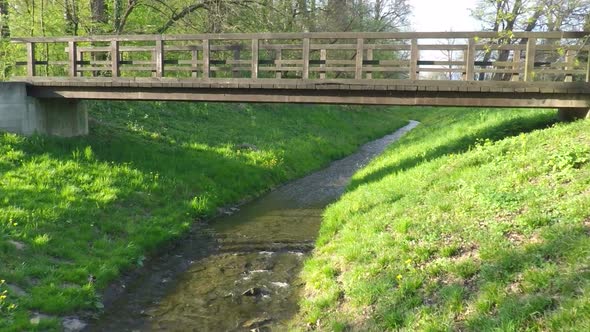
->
[[87, 120, 419, 331]]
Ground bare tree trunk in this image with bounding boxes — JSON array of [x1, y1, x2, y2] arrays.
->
[[0, 0, 9, 38], [91, 0, 107, 33], [326, 0, 353, 31], [113, 0, 122, 32], [64, 0, 79, 35]]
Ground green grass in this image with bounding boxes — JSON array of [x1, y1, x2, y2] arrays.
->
[[297, 107, 590, 331], [0, 101, 408, 331]]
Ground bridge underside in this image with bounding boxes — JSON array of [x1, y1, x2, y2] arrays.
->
[[21, 78, 590, 109]]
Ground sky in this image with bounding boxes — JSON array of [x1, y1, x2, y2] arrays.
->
[[409, 0, 481, 31]]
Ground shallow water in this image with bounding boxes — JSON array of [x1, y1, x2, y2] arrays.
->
[[88, 121, 419, 331]]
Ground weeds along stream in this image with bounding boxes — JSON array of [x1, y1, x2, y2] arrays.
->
[[86, 121, 419, 331]]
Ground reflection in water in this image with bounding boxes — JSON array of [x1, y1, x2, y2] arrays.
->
[[88, 121, 419, 331]]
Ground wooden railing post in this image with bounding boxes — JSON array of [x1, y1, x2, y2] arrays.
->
[[320, 48, 326, 79], [511, 49, 520, 81], [302, 37, 310, 79], [355, 38, 364, 79], [251, 39, 259, 79], [232, 45, 241, 78], [77, 50, 83, 76], [465, 38, 475, 81], [110, 40, 119, 78], [586, 50, 590, 82], [275, 49, 282, 79], [366, 48, 373, 79], [410, 39, 418, 80], [155, 36, 164, 78], [26, 42, 35, 77], [564, 49, 574, 82], [202, 39, 210, 78], [191, 47, 198, 78], [68, 41, 77, 77], [524, 37, 536, 82]]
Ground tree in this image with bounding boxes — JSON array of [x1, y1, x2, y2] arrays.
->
[[0, 0, 9, 38], [315, 0, 410, 32], [471, 0, 590, 80]]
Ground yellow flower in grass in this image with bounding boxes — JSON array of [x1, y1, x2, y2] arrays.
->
[[396, 274, 403, 281]]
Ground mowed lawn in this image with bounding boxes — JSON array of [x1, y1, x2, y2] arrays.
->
[[297, 107, 590, 331], [0, 101, 408, 331]]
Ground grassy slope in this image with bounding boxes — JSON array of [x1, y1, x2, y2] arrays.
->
[[0, 101, 408, 330], [298, 108, 590, 331]]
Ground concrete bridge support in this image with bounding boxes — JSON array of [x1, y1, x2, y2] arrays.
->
[[0, 83, 88, 137], [557, 108, 590, 122]]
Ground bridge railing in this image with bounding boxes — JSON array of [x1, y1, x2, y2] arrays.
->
[[11, 31, 590, 83]]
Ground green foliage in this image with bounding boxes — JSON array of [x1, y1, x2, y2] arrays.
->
[[0, 100, 407, 330], [296, 107, 590, 330], [4, 0, 411, 38]]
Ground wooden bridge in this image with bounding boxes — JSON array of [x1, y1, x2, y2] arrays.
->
[[1, 31, 589, 136]]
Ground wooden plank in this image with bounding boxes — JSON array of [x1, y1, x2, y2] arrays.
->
[[192, 49, 198, 78], [320, 49, 326, 79], [465, 38, 475, 81], [203, 39, 210, 78], [155, 37, 165, 77], [587, 50, 590, 83], [259, 67, 303, 72], [233, 46, 241, 78], [309, 67, 356, 72], [410, 39, 418, 80], [151, 50, 157, 77], [13, 31, 587, 44], [251, 39, 259, 79], [26, 42, 35, 77], [524, 37, 536, 82], [355, 38, 364, 79], [366, 48, 373, 79], [111, 40, 120, 78], [68, 41, 77, 77], [302, 38, 310, 79], [310, 44, 409, 51], [275, 49, 282, 79], [77, 49, 83, 76], [78, 67, 115, 72], [511, 49, 520, 81], [420, 68, 466, 73], [564, 49, 574, 82], [419, 44, 466, 51], [533, 69, 585, 75]]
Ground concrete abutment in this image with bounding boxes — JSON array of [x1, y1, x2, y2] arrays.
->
[[0, 82, 88, 137], [557, 108, 590, 122]]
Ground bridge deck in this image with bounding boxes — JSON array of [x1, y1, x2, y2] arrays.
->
[[17, 77, 590, 108]]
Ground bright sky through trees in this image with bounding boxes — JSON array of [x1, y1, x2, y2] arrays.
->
[[410, 0, 479, 31]]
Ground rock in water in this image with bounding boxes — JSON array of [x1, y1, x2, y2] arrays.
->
[[241, 287, 268, 297], [62, 317, 87, 332], [242, 317, 272, 329]]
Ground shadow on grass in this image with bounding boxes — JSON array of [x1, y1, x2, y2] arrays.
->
[[348, 114, 557, 191], [373, 222, 590, 330], [465, 224, 589, 329]]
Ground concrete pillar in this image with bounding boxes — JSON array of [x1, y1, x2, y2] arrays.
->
[[0, 82, 88, 137], [557, 108, 590, 122]]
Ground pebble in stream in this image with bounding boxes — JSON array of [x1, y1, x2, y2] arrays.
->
[[87, 121, 420, 331]]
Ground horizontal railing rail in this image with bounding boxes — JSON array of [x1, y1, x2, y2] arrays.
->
[[11, 31, 590, 83]]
